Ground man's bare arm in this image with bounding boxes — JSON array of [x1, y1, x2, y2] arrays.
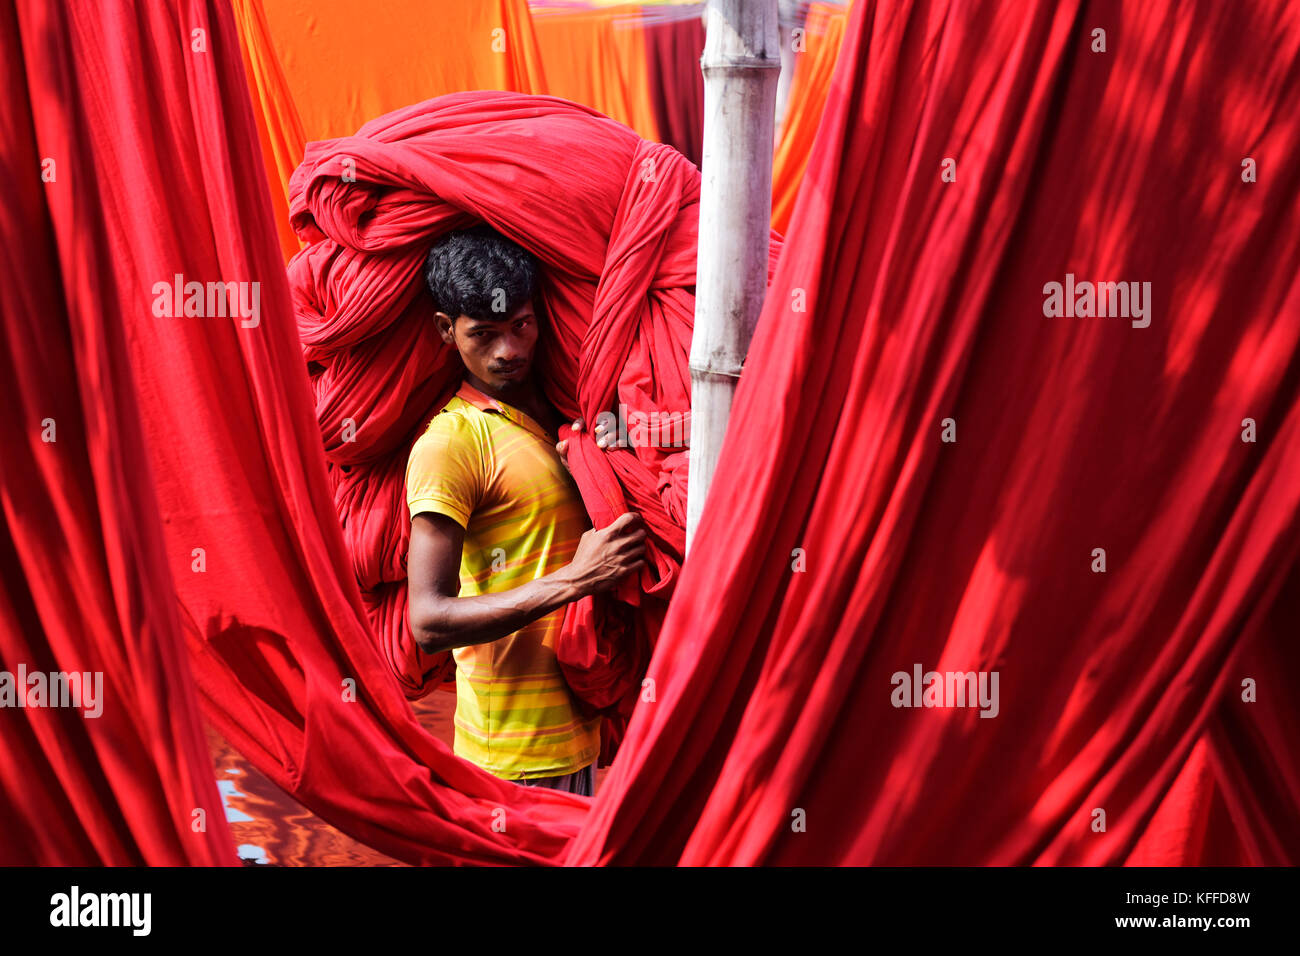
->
[[407, 511, 646, 655]]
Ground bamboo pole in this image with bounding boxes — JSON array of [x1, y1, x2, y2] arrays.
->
[[687, 0, 780, 552]]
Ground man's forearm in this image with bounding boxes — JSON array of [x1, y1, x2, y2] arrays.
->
[[411, 567, 586, 654]]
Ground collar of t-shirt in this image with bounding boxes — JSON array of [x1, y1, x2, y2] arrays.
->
[[454, 380, 554, 443]]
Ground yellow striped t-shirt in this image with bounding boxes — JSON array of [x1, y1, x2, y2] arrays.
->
[[405, 380, 600, 779]]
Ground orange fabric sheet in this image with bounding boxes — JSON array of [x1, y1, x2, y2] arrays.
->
[[531, 4, 659, 142], [232, 0, 307, 260], [233, 0, 548, 260], [771, 2, 849, 234]]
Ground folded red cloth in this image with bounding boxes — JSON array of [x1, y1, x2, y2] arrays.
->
[[287, 90, 782, 759]]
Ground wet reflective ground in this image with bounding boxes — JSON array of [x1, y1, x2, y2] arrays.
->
[[205, 691, 458, 866], [207, 689, 606, 865]]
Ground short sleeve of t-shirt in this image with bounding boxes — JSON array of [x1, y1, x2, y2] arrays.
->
[[406, 411, 485, 528]]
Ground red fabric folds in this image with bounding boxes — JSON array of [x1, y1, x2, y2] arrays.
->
[[642, 10, 706, 168], [0, 0, 237, 865], [570, 0, 1300, 865], [9, 0, 1298, 869], [286, 91, 782, 758], [2, 0, 591, 866]]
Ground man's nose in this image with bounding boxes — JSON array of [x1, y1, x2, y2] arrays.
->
[[495, 338, 527, 365]]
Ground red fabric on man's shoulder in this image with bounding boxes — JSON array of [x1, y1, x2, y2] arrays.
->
[[287, 91, 783, 761]]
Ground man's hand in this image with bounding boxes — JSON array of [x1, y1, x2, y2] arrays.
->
[[593, 414, 628, 450], [565, 512, 647, 594], [556, 418, 583, 473], [555, 413, 636, 474], [408, 509, 618, 655]]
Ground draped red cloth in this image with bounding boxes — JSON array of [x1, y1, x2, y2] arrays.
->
[[286, 91, 781, 760], [0, 0, 236, 864], [2, 0, 589, 866], [6, 0, 1299, 868], [570, 0, 1300, 865], [642, 9, 706, 168]]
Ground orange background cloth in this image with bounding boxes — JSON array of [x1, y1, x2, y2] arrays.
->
[[531, 3, 660, 142], [237, 0, 846, 256], [233, 0, 548, 259], [771, 1, 849, 234]]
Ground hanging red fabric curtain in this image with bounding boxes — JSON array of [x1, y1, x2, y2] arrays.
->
[[8, 0, 1299, 869], [570, 0, 1300, 865], [286, 89, 782, 761], [1, 0, 590, 867], [0, 0, 234, 866], [641, 6, 706, 167]]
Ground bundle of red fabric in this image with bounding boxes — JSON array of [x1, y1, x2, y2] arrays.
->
[[285, 91, 782, 756]]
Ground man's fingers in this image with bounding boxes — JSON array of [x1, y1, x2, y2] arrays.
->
[[609, 511, 643, 531], [613, 521, 647, 558], [594, 417, 626, 450]]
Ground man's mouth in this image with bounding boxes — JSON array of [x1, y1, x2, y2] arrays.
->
[[492, 364, 525, 377]]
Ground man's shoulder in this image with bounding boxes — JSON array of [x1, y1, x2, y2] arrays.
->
[[414, 397, 486, 444], [407, 398, 493, 475]]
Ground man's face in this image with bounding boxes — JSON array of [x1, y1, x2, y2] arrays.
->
[[437, 300, 539, 392]]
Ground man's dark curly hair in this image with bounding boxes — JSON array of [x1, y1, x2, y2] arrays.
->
[[424, 224, 539, 321]]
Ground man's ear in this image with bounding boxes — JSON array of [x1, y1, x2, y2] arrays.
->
[[434, 311, 456, 346]]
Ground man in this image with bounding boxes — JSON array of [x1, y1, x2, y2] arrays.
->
[[406, 225, 646, 796]]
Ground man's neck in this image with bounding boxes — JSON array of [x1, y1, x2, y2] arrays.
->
[[465, 372, 553, 429]]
